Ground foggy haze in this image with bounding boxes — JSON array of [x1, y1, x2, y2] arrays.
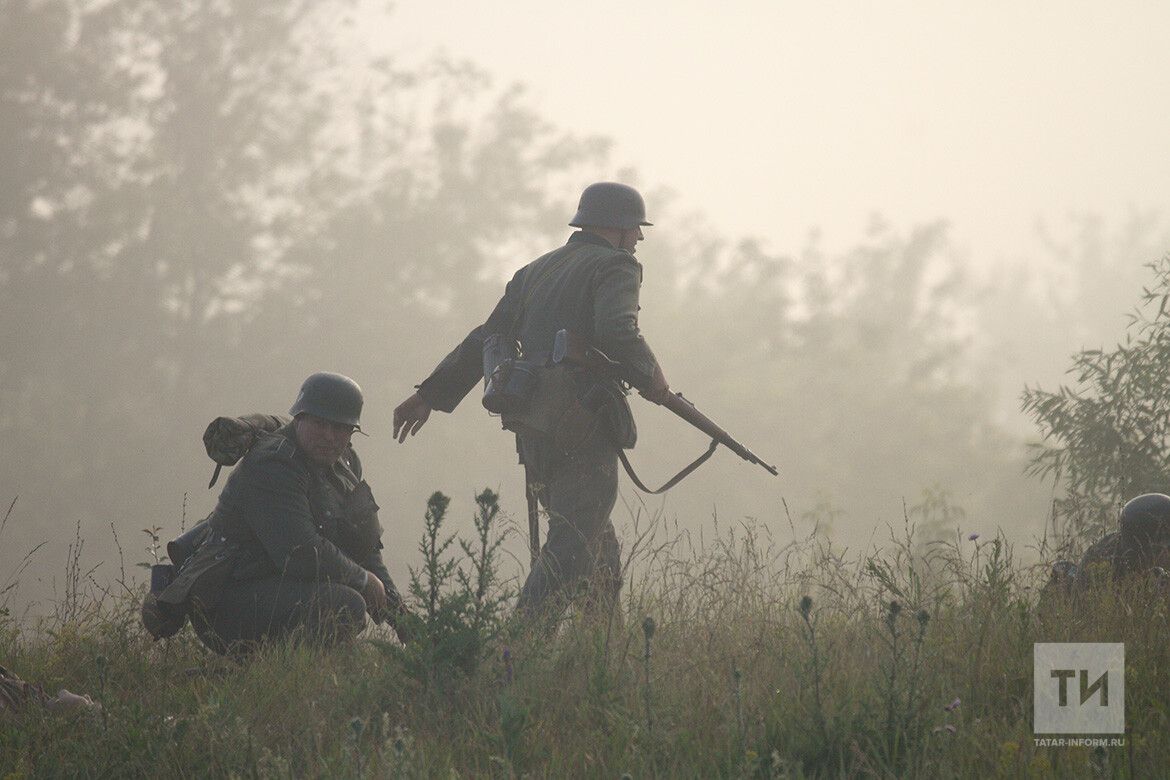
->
[[2, 1, 1167, 613]]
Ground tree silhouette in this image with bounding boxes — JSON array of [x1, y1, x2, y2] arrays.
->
[[0, 0, 606, 544], [1023, 255, 1170, 540]]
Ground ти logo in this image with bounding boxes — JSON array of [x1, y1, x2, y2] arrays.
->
[[1034, 643, 1125, 734]]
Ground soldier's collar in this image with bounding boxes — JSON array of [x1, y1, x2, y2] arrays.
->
[[567, 230, 615, 249]]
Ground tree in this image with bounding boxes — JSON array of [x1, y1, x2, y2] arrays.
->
[[634, 219, 1028, 535], [1022, 255, 1170, 540], [0, 0, 606, 561]]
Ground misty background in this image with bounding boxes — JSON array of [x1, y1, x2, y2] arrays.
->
[[2, 0, 1168, 611]]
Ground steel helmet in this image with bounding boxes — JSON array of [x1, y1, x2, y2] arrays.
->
[[569, 182, 652, 230], [289, 372, 364, 428], [1115, 492, 1170, 576], [1120, 492, 1170, 527]]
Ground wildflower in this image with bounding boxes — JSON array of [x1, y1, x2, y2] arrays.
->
[[968, 532, 980, 541], [945, 697, 961, 711]]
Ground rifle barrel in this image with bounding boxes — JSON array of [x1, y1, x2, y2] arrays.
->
[[663, 393, 778, 476]]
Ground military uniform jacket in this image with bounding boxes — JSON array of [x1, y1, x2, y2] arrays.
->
[[160, 422, 398, 611], [417, 231, 662, 421]]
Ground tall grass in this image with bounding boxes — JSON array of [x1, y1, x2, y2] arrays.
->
[[2, 492, 1166, 777]]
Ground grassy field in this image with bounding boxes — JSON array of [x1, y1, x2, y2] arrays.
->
[[2, 493, 1167, 778]]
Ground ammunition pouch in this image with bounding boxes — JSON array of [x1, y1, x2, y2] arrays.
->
[[482, 333, 541, 414], [483, 359, 540, 415]]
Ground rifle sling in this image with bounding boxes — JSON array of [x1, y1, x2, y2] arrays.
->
[[617, 439, 719, 494]]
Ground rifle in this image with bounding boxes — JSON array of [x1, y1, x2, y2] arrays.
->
[[552, 329, 779, 478]]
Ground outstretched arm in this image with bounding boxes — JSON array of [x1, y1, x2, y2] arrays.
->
[[392, 392, 432, 443], [397, 270, 523, 437]]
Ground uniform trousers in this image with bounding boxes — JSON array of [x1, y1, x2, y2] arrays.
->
[[191, 576, 367, 656], [514, 430, 622, 618]]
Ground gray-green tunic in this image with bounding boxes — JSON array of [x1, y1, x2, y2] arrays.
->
[[416, 230, 662, 618]]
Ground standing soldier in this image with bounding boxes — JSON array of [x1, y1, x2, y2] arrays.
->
[[393, 182, 671, 622]]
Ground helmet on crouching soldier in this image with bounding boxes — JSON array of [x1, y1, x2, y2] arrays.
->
[[289, 372, 364, 429]]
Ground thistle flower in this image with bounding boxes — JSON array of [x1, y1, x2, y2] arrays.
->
[[968, 532, 980, 541]]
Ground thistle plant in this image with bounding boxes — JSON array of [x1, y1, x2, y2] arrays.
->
[[399, 489, 512, 686]]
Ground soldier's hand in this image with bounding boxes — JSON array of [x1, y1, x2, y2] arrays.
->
[[639, 364, 671, 405], [392, 392, 432, 443], [362, 570, 389, 616]]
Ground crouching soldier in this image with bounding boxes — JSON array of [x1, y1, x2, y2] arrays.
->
[[1041, 492, 1170, 604], [153, 372, 409, 656]]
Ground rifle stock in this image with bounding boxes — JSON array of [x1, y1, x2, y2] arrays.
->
[[552, 329, 779, 477]]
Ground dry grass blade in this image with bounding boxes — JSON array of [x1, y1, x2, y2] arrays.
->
[[1, 495, 17, 536]]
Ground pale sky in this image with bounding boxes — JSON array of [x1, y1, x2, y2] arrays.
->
[[373, 0, 1170, 267]]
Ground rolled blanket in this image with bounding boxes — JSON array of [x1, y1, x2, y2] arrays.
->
[[202, 413, 289, 487]]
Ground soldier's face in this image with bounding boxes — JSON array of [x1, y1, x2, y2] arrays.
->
[[619, 226, 644, 253], [294, 414, 356, 466]]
